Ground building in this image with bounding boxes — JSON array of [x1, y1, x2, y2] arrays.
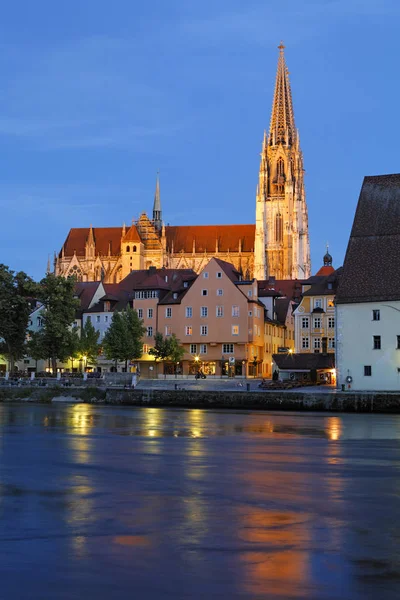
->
[[293, 250, 340, 355], [54, 45, 310, 284], [336, 174, 400, 391]]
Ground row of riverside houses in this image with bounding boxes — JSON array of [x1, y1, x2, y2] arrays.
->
[[14, 257, 301, 378]]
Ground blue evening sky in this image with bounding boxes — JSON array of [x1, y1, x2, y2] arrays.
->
[[0, 0, 399, 280]]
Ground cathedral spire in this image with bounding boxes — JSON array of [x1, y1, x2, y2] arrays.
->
[[269, 42, 296, 147], [153, 171, 162, 231]]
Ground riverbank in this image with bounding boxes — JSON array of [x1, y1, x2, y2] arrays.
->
[[1, 385, 400, 412]]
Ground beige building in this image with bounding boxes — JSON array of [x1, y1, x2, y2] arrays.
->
[[54, 45, 309, 285]]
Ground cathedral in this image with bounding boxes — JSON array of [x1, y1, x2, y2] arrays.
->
[[54, 45, 310, 283]]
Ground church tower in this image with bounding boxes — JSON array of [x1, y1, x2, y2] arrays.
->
[[254, 43, 311, 280]]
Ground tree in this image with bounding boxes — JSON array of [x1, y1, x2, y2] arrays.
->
[[79, 319, 100, 370], [0, 264, 37, 371], [149, 332, 184, 376], [37, 274, 79, 374], [103, 307, 145, 371], [26, 331, 45, 372], [66, 326, 81, 372]]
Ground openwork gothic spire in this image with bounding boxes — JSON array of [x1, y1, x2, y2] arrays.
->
[[269, 43, 296, 147], [153, 171, 162, 231]]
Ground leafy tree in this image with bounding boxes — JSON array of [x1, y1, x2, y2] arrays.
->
[[26, 331, 45, 372], [0, 264, 37, 371], [37, 274, 79, 374], [79, 319, 100, 370], [66, 326, 81, 372], [103, 307, 145, 371], [149, 332, 184, 375]]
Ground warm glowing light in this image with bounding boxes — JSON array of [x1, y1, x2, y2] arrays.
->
[[327, 416, 342, 441], [288, 348, 293, 354], [194, 355, 200, 362]]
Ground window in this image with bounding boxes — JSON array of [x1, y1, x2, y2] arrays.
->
[[314, 317, 321, 328], [190, 344, 197, 354], [147, 326, 153, 337], [328, 317, 335, 328], [364, 365, 372, 376], [302, 337, 309, 349], [328, 299, 334, 307], [135, 291, 159, 299], [138, 308, 143, 319], [223, 343, 234, 354], [373, 335, 381, 350], [185, 326, 192, 336], [275, 213, 283, 243], [133, 245, 137, 253], [165, 307, 172, 318], [217, 272, 222, 279], [201, 325, 208, 336], [105, 315, 109, 323], [328, 337, 335, 349], [397, 335, 400, 350], [201, 289, 208, 296], [183, 281, 188, 288], [104, 301, 110, 312], [232, 325, 239, 335], [372, 309, 380, 321], [217, 289, 223, 296], [301, 317, 309, 328], [200, 344, 207, 354], [216, 306, 224, 317], [203, 272, 209, 279], [315, 299, 322, 308], [247, 290, 252, 297], [126, 245, 130, 252], [96, 315, 100, 323], [165, 326, 172, 336], [313, 338, 321, 349], [232, 305, 240, 317], [201, 306, 208, 318], [248, 311, 252, 317], [148, 308, 153, 319], [143, 344, 149, 354], [186, 307, 192, 318]]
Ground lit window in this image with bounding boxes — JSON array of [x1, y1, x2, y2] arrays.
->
[[232, 325, 239, 335], [201, 306, 208, 317], [185, 326, 192, 336], [201, 325, 208, 336], [190, 344, 197, 354], [186, 307, 192, 318], [165, 326, 172, 336], [142, 344, 149, 354], [216, 306, 224, 317], [232, 305, 240, 317], [200, 344, 207, 354]]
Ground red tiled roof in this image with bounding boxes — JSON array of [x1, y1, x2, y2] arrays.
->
[[122, 225, 141, 243], [62, 227, 123, 257], [258, 279, 303, 301], [165, 224, 255, 253], [315, 265, 335, 276]]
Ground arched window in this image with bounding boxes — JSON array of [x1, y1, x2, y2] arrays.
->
[[68, 265, 83, 282], [275, 213, 283, 243], [277, 158, 285, 177], [126, 245, 130, 252], [133, 245, 137, 252]]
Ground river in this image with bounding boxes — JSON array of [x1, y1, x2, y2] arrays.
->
[[0, 403, 399, 599]]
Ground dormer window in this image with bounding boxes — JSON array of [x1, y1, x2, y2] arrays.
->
[[173, 292, 178, 299], [183, 281, 188, 288], [104, 301, 110, 312]]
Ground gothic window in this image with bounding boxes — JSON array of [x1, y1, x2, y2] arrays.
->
[[275, 213, 283, 243], [126, 246, 130, 252], [68, 265, 83, 282], [133, 246, 137, 252], [277, 157, 285, 177]]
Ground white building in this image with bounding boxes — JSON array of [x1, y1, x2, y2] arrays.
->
[[336, 174, 400, 391]]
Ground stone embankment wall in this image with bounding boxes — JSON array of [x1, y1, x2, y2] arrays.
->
[[1, 386, 400, 412]]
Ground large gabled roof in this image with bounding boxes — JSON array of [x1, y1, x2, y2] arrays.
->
[[336, 174, 400, 304], [165, 224, 255, 254]]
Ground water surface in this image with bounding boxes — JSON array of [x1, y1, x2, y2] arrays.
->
[[0, 404, 399, 599]]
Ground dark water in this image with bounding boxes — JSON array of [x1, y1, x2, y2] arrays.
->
[[0, 404, 400, 599]]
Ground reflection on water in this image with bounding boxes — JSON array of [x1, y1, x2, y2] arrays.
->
[[0, 404, 400, 599]]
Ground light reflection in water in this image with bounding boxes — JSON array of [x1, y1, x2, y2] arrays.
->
[[327, 416, 342, 441]]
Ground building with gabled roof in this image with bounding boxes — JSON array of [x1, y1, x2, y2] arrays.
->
[[336, 174, 400, 391]]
